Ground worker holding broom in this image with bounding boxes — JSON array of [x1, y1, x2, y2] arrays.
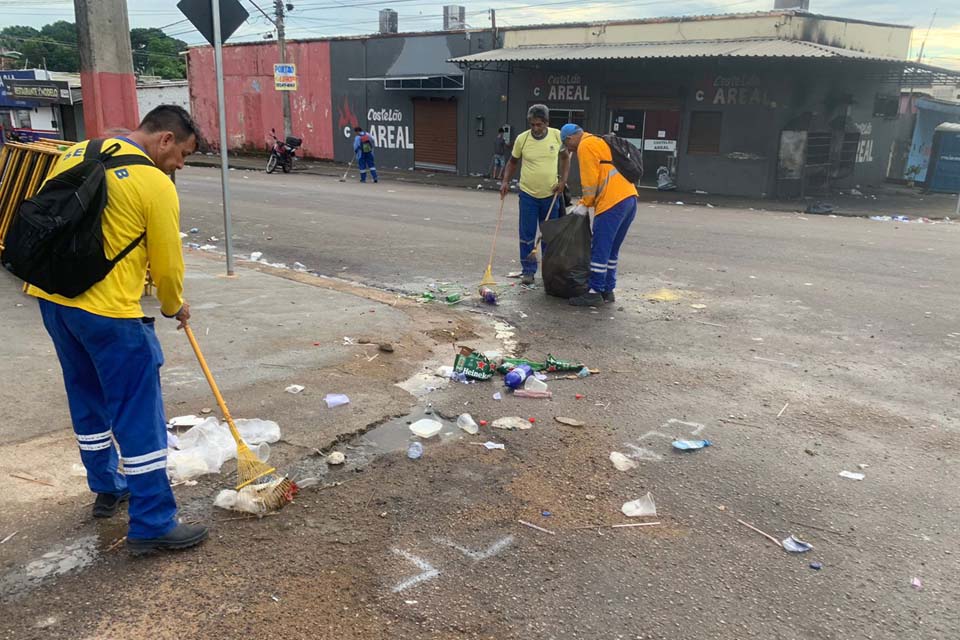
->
[[499, 105, 570, 286], [25, 106, 208, 554]]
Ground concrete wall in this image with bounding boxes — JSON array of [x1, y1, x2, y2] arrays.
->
[[137, 82, 190, 117], [187, 41, 333, 158], [328, 31, 506, 176], [504, 13, 912, 59]]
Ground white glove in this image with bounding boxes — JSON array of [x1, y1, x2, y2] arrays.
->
[[571, 204, 589, 216]]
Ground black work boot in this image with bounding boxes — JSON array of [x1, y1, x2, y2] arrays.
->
[[568, 291, 604, 307], [520, 273, 535, 286], [126, 523, 209, 555], [92, 492, 130, 519], [602, 291, 616, 304]]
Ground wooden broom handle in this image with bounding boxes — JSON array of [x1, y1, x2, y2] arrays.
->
[[183, 324, 240, 437]]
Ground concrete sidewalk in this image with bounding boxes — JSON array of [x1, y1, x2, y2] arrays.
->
[[187, 152, 960, 219], [0, 250, 498, 528]]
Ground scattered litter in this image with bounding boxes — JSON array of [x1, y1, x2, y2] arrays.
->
[[518, 519, 555, 535], [585, 494, 596, 501], [893, 215, 910, 222], [577, 367, 591, 378], [610, 452, 638, 471], [857, 463, 869, 470], [528, 417, 536, 424], [478, 441, 505, 450], [782, 535, 814, 553], [505, 364, 534, 389], [737, 519, 782, 548], [839, 470, 865, 481], [911, 577, 923, 590], [167, 417, 272, 481], [777, 402, 789, 418], [493, 392, 502, 401], [271, 595, 280, 603], [168, 415, 205, 428], [674, 201, 684, 205], [524, 376, 549, 393], [621, 493, 657, 517], [436, 365, 455, 378], [554, 416, 585, 427], [492, 417, 532, 431], [612, 522, 660, 529], [326, 452, 346, 466], [672, 439, 712, 451], [456, 413, 480, 435], [324, 394, 350, 409], [575, 394, 585, 400], [410, 419, 443, 438], [869, 215, 892, 222], [167, 432, 180, 449], [453, 347, 495, 381], [690, 304, 707, 310], [810, 562, 823, 571], [9, 472, 54, 487], [70, 463, 88, 477], [249, 251, 263, 261], [506, 271, 523, 278], [0, 531, 18, 544], [189, 228, 199, 234], [285, 384, 305, 394], [407, 442, 423, 459], [479, 420, 487, 427], [805, 202, 835, 215], [513, 389, 553, 398], [213, 477, 292, 516], [379, 343, 394, 353]]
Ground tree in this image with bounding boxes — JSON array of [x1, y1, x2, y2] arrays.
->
[[130, 28, 187, 79], [0, 23, 187, 80]]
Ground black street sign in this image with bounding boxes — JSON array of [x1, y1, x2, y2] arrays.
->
[[177, 0, 249, 46], [0, 79, 72, 105]]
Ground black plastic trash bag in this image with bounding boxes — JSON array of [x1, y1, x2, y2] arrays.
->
[[540, 213, 591, 299]]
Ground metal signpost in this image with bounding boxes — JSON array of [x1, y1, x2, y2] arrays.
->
[[177, 0, 249, 275]]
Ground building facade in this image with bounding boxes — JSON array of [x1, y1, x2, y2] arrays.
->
[[185, 8, 960, 197]]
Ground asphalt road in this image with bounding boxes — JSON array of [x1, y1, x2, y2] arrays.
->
[[2, 166, 958, 639]]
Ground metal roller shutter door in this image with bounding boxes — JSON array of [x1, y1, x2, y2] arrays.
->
[[414, 98, 457, 172]]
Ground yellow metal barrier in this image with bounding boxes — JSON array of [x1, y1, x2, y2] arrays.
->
[[0, 140, 69, 250]]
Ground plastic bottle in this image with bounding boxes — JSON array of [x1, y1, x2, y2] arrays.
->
[[479, 286, 498, 305], [407, 442, 423, 459], [504, 364, 533, 389]]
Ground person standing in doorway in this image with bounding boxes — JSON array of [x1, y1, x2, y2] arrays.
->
[[491, 127, 508, 179], [27, 105, 208, 553], [560, 123, 638, 307], [353, 126, 378, 184], [499, 105, 570, 286]]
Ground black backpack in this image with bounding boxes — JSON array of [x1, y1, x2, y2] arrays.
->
[[2, 139, 154, 298], [601, 134, 644, 184]]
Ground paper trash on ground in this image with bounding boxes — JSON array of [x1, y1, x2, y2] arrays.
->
[[782, 535, 814, 553], [610, 452, 638, 471], [492, 417, 533, 431], [839, 470, 865, 481]]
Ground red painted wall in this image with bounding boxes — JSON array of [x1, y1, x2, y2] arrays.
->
[[187, 41, 333, 160]]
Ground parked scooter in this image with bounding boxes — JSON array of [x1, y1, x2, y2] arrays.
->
[[266, 128, 302, 174]]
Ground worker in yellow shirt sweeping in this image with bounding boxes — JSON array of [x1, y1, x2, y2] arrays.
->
[[20, 106, 208, 554], [560, 123, 639, 307]]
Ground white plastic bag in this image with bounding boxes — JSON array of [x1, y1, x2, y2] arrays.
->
[[622, 492, 657, 517], [235, 418, 281, 444]]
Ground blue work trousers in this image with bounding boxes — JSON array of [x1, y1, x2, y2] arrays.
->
[[519, 190, 562, 275], [39, 300, 177, 540], [358, 152, 378, 182], [589, 196, 637, 293]]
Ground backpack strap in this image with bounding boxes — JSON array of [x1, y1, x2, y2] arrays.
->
[[102, 154, 156, 170], [109, 231, 147, 266]]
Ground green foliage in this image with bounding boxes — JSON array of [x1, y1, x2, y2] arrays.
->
[[0, 22, 187, 79], [130, 28, 187, 79]]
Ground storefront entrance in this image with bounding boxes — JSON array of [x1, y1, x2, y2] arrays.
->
[[609, 103, 681, 186]]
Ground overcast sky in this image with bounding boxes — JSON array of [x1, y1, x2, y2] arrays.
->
[[0, 0, 957, 69]]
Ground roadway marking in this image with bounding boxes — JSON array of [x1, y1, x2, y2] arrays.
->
[[390, 549, 439, 593], [430, 535, 515, 561]]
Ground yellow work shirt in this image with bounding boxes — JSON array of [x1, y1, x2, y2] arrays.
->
[[576, 134, 639, 215], [512, 128, 563, 199], [27, 138, 185, 319]]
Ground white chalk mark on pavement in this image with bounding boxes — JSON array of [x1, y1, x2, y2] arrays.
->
[[390, 549, 440, 593], [431, 535, 515, 561]]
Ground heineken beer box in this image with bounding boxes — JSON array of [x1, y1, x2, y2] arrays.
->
[[453, 346, 495, 381]]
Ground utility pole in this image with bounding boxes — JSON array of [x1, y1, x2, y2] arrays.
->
[[490, 8, 497, 44], [212, 0, 235, 275], [275, 0, 293, 139]]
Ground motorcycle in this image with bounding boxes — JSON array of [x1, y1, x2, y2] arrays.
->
[[266, 128, 302, 174]]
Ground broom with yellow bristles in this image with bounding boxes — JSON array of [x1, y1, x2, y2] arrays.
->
[[183, 325, 296, 509]]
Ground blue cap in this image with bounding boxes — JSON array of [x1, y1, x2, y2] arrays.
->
[[560, 123, 582, 142]]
